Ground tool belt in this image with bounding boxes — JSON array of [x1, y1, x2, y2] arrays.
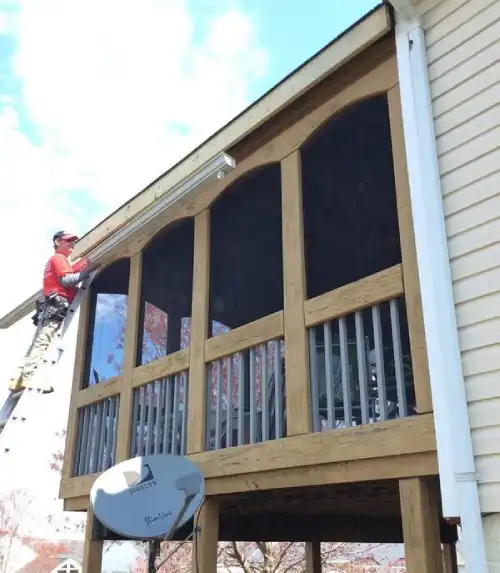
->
[[32, 293, 70, 326]]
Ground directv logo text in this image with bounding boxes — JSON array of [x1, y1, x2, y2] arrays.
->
[[144, 511, 173, 526], [123, 464, 157, 495]]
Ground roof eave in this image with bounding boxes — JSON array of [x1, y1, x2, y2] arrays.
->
[[0, 3, 392, 329]]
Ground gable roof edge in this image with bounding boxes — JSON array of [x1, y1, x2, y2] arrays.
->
[[0, 3, 392, 329]]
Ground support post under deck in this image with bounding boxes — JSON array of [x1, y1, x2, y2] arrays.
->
[[305, 541, 322, 573], [192, 497, 219, 573], [399, 477, 444, 573], [442, 543, 459, 573], [82, 507, 103, 573]]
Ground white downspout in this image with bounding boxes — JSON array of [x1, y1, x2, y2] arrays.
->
[[389, 1, 488, 572]]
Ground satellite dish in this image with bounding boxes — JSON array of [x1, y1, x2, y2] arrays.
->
[[90, 454, 204, 539]]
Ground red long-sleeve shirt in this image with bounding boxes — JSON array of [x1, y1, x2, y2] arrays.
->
[[43, 254, 87, 303]]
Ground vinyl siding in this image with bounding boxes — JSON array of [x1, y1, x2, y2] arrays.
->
[[415, 0, 500, 513]]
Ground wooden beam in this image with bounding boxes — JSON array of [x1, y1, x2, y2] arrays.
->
[[61, 291, 91, 483], [64, 496, 88, 512], [74, 377, 120, 408], [304, 265, 404, 327], [115, 252, 143, 462], [190, 414, 436, 479], [203, 451, 438, 495], [59, 448, 438, 500], [192, 497, 219, 573], [305, 542, 322, 573], [82, 507, 103, 573], [399, 477, 444, 573], [205, 311, 284, 362], [132, 348, 190, 388], [58, 416, 437, 500], [98, 512, 457, 544], [187, 210, 211, 454], [388, 86, 433, 415], [281, 150, 311, 436]]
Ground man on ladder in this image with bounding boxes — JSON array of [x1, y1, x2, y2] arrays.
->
[[8, 231, 100, 395]]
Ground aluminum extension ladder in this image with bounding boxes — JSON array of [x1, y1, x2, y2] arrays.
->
[[0, 273, 96, 463]]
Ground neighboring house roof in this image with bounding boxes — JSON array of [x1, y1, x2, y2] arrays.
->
[[17, 556, 61, 573], [0, 3, 392, 329], [15, 540, 84, 573]]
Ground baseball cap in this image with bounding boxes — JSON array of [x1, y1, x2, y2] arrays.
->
[[53, 230, 79, 242]]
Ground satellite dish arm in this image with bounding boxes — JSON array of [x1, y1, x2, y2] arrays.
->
[[153, 472, 203, 571]]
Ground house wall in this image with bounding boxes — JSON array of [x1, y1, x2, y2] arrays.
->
[[415, 0, 500, 512]]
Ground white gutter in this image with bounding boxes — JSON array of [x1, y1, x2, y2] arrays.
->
[[389, 1, 487, 571], [0, 152, 235, 329]]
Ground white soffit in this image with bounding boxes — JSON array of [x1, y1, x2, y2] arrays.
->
[[0, 4, 392, 328]]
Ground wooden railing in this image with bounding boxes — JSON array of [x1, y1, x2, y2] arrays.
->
[[64, 262, 423, 480], [306, 266, 414, 431]]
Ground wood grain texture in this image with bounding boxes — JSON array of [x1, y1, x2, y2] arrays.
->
[[115, 253, 142, 462], [281, 150, 311, 435], [388, 85, 433, 414], [186, 210, 211, 454]]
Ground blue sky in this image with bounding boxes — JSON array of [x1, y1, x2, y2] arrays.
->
[[0, 0, 379, 316]]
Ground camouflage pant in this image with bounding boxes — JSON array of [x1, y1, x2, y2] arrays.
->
[[9, 318, 62, 391]]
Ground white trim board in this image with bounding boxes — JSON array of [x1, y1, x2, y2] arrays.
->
[[0, 4, 392, 329]]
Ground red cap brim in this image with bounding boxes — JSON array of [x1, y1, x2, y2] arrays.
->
[[60, 234, 79, 242]]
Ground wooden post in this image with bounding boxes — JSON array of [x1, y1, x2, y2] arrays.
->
[[442, 543, 459, 573], [399, 477, 444, 573], [192, 497, 219, 573], [115, 253, 143, 462], [281, 150, 312, 435], [305, 541, 322, 573], [61, 291, 91, 482], [388, 85, 433, 415], [187, 210, 211, 454], [82, 507, 103, 573]]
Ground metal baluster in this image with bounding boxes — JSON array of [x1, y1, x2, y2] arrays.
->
[[108, 397, 118, 467], [324, 322, 335, 430], [339, 317, 352, 427], [226, 357, 234, 447], [238, 352, 245, 446], [249, 347, 257, 444], [78, 407, 90, 475], [163, 376, 173, 453], [274, 341, 283, 439], [145, 383, 155, 455], [180, 372, 188, 455], [130, 389, 139, 457], [215, 361, 222, 450], [153, 381, 164, 454], [309, 328, 321, 432], [73, 409, 85, 476], [97, 399, 108, 472], [137, 386, 146, 456], [372, 305, 388, 421], [171, 374, 180, 455], [391, 299, 408, 418], [90, 402, 103, 473], [261, 343, 269, 441], [355, 311, 370, 424]]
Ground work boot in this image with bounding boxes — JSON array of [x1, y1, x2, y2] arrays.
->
[[8, 368, 24, 393], [16, 377, 54, 395]]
